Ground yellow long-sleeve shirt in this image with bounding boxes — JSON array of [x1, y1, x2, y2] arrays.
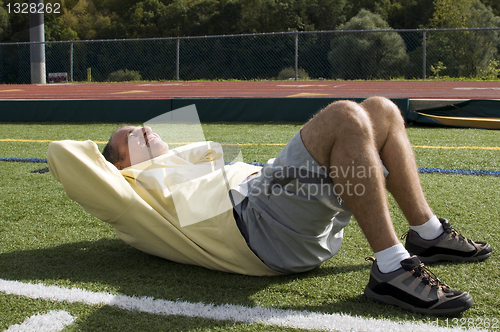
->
[[47, 140, 279, 276]]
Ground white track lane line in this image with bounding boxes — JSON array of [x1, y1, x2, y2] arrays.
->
[[0, 278, 484, 332]]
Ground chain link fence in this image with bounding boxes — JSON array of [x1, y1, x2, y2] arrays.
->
[[1, 28, 499, 84]]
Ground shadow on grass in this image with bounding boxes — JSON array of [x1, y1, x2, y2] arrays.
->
[[0, 238, 428, 327]]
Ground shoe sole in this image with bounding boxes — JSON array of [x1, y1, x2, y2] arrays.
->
[[364, 287, 474, 316], [417, 251, 492, 264]]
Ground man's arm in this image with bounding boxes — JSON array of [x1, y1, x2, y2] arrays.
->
[[47, 140, 138, 222]]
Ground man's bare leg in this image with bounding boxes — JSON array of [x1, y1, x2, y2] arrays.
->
[[300, 99, 475, 315], [359, 96, 492, 264], [360, 96, 433, 227], [300, 100, 400, 253], [299, 98, 485, 314]]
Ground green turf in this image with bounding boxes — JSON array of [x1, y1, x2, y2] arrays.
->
[[0, 122, 499, 331]]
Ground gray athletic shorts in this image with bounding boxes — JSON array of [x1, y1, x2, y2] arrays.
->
[[232, 130, 390, 274]]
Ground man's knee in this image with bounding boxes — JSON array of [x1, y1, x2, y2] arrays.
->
[[361, 96, 405, 127], [301, 100, 376, 168], [318, 100, 373, 135]]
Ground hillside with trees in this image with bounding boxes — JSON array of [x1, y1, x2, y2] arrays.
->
[[0, 0, 499, 83], [0, 0, 498, 42]]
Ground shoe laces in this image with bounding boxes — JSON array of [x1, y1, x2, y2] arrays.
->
[[366, 256, 450, 291], [444, 225, 473, 245], [446, 225, 472, 244], [410, 262, 449, 291]]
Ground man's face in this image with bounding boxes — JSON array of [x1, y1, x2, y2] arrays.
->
[[111, 126, 170, 170]]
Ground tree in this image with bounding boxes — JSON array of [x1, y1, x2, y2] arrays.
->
[[208, 1, 243, 35], [481, 0, 500, 16], [431, 0, 479, 28], [126, 0, 167, 37], [303, 0, 347, 31], [343, 0, 380, 22], [46, 0, 115, 40], [328, 9, 409, 79], [160, 0, 190, 36], [428, 0, 500, 77], [0, 1, 9, 41], [374, 0, 434, 29]]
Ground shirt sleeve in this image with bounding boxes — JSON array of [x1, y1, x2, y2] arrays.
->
[[47, 140, 139, 222]]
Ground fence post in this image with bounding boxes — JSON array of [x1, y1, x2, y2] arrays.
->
[[294, 32, 299, 80], [29, 0, 46, 84], [70, 42, 74, 82], [176, 38, 180, 80], [422, 30, 427, 79]]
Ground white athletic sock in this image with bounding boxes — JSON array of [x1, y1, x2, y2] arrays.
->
[[375, 243, 411, 274], [409, 215, 444, 240]]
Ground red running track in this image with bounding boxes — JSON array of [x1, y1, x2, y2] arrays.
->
[[0, 81, 499, 100]]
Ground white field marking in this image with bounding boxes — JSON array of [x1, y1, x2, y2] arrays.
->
[[0, 278, 483, 332], [4, 310, 76, 332]]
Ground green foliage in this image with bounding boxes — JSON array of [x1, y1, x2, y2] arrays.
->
[[2, 0, 29, 41], [0, 0, 422, 42], [48, 0, 117, 40], [476, 59, 500, 80], [60, 27, 79, 41], [431, 0, 476, 28], [108, 69, 142, 81], [1, 0, 499, 42], [1, 0, 500, 82], [426, 0, 500, 78], [126, 0, 167, 38], [481, 0, 500, 16], [301, 0, 348, 31], [328, 9, 409, 79], [161, 0, 189, 36], [0, 1, 9, 41], [430, 61, 447, 78], [277, 67, 310, 80], [379, 0, 435, 29]]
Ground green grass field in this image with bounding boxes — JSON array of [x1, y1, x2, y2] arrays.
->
[[0, 122, 499, 331]]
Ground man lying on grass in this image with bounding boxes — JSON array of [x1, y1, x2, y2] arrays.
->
[[47, 96, 492, 316]]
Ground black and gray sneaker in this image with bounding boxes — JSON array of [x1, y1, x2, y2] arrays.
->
[[364, 256, 474, 315], [403, 218, 492, 264]]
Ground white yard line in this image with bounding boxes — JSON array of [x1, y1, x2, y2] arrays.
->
[[3, 310, 75, 332], [0, 278, 483, 332]]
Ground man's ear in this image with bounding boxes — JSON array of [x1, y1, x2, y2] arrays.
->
[[115, 161, 125, 170], [115, 153, 128, 170]]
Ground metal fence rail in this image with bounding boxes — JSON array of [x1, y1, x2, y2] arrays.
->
[[1, 28, 499, 84]]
